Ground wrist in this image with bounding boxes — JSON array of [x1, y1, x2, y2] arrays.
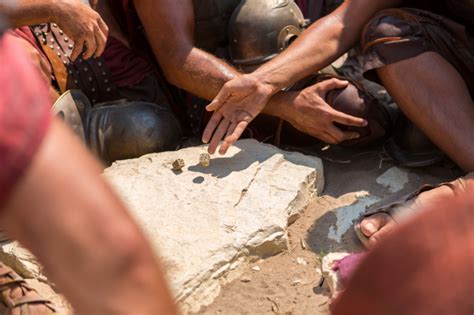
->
[[49, 0, 68, 24], [263, 92, 297, 121], [252, 70, 286, 96]]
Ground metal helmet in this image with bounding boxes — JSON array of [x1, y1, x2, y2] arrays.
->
[[229, 0, 308, 73]]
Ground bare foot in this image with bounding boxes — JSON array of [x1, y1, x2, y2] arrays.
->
[[359, 213, 397, 248]]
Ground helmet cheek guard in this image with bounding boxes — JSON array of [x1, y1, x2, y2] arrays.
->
[[229, 0, 308, 73]]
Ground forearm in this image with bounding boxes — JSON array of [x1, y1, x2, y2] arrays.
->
[[0, 121, 177, 315], [252, 0, 402, 92], [134, 0, 240, 100], [254, 14, 348, 93], [0, 0, 61, 27], [163, 47, 239, 100], [262, 91, 296, 120]]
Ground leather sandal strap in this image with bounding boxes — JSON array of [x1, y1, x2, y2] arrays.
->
[[8, 296, 54, 308], [361, 184, 436, 220], [361, 180, 460, 223], [3, 294, 56, 312], [0, 264, 56, 312], [0, 279, 28, 291]]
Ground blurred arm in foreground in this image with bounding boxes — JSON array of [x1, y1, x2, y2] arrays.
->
[[0, 28, 177, 315]]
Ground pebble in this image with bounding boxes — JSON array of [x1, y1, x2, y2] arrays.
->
[[251, 266, 261, 272], [300, 238, 308, 250], [240, 276, 251, 283], [292, 279, 302, 286], [296, 257, 307, 266]]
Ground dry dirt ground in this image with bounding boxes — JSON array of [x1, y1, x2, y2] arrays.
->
[[196, 146, 461, 315], [0, 144, 460, 315]]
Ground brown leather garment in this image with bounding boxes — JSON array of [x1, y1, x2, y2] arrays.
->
[[325, 78, 394, 147], [31, 23, 121, 104], [0, 264, 55, 314], [292, 73, 397, 147], [361, 7, 474, 95]]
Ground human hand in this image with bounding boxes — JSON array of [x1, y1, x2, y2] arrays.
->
[[285, 78, 368, 144], [53, 0, 109, 60], [202, 74, 277, 155]]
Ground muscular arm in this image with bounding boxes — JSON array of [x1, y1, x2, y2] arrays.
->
[[0, 121, 177, 315], [253, 0, 403, 93], [132, 0, 307, 120], [134, 0, 238, 100]]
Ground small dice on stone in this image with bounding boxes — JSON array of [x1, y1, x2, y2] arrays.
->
[[172, 159, 185, 171], [199, 153, 211, 167]]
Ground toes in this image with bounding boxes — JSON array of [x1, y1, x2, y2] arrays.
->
[[360, 213, 392, 238], [366, 220, 397, 249]]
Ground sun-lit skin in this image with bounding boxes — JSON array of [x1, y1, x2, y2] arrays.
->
[[132, 0, 367, 152], [0, 33, 178, 314], [200, 0, 474, 243], [1, 0, 108, 60]]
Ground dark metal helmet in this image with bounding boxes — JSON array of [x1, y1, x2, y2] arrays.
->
[[229, 0, 308, 73]]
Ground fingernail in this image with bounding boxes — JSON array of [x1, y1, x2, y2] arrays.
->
[[363, 120, 368, 127], [354, 134, 360, 139]]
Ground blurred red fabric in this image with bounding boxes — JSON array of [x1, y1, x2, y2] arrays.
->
[[0, 32, 51, 208]]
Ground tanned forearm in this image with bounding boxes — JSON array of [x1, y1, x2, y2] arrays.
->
[[166, 47, 239, 100], [134, 0, 238, 100], [0, 0, 61, 27], [253, 0, 403, 92]]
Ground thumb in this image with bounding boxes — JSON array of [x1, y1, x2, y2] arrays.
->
[[206, 86, 231, 112]]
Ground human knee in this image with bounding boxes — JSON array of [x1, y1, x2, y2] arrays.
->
[[362, 10, 413, 48], [325, 80, 396, 146]]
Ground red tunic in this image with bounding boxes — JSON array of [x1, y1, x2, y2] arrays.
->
[[0, 32, 51, 208]]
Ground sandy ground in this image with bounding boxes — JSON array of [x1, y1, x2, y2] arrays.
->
[[0, 141, 461, 315], [196, 146, 461, 315]]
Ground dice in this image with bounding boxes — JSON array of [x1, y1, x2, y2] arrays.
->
[[172, 159, 185, 171], [199, 153, 211, 167]]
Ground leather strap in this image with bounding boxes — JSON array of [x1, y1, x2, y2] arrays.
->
[[0, 264, 56, 312], [6, 296, 55, 309], [31, 23, 121, 103]]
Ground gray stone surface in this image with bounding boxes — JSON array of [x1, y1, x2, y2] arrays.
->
[[376, 167, 409, 193], [327, 192, 381, 243], [104, 139, 324, 313]]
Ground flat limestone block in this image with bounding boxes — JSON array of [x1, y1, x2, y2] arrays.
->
[[104, 139, 324, 313]]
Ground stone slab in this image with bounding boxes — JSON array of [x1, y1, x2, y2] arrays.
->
[[104, 139, 324, 313], [376, 167, 409, 193]]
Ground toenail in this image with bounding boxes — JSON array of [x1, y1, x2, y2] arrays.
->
[[365, 222, 376, 235]]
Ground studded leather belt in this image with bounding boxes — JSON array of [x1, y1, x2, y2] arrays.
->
[[32, 23, 121, 103]]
